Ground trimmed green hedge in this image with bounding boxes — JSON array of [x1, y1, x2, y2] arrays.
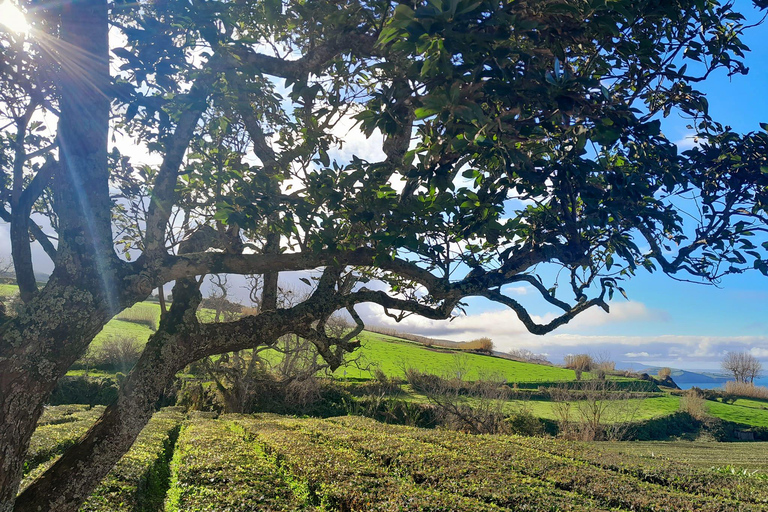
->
[[237, 415, 507, 511], [24, 406, 106, 476], [165, 417, 301, 511], [334, 416, 763, 512], [49, 376, 119, 406], [80, 407, 184, 512]]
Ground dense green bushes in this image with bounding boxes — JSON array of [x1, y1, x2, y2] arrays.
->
[[49, 376, 119, 406], [23, 406, 106, 477], [22, 406, 183, 511], [165, 418, 301, 511], [80, 408, 184, 512], [26, 410, 768, 511]]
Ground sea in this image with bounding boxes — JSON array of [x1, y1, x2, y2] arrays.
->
[[677, 377, 768, 390]]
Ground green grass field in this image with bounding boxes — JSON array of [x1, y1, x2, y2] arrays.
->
[[494, 394, 681, 422], [706, 399, 768, 428], [0, 283, 19, 299], [340, 331, 580, 383]]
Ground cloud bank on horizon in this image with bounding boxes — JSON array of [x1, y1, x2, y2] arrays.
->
[[361, 299, 768, 371]]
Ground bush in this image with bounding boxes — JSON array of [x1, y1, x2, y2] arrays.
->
[[564, 354, 593, 372], [469, 337, 494, 353], [680, 388, 708, 421], [24, 406, 106, 476], [74, 336, 142, 372], [81, 408, 184, 511], [724, 381, 768, 400], [658, 367, 672, 379], [97, 336, 142, 372], [48, 376, 119, 406]]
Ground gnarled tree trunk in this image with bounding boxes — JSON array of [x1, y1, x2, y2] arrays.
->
[[0, 1, 116, 509]]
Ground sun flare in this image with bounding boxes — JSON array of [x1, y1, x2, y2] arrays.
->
[[0, 0, 30, 36]]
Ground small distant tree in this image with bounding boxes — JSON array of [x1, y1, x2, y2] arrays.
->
[[722, 352, 763, 384], [472, 337, 494, 354], [564, 354, 594, 373]]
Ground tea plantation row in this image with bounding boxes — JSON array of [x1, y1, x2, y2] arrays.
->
[[24, 406, 768, 511]]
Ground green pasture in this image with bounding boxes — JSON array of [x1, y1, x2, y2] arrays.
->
[[706, 400, 768, 428], [90, 320, 154, 350], [339, 331, 580, 383], [496, 394, 680, 422], [0, 283, 19, 298]]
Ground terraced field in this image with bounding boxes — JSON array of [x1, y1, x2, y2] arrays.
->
[[599, 440, 768, 472], [23, 407, 768, 511]]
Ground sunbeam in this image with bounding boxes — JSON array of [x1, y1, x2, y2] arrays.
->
[[0, 0, 30, 35]]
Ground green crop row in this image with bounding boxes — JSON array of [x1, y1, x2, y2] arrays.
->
[[165, 416, 302, 511], [236, 414, 508, 511], [25, 405, 106, 474], [508, 435, 768, 505], [325, 416, 763, 512], [80, 407, 184, 512], [245, 415, 610, 511]]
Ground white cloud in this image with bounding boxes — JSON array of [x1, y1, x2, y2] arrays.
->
[[674, 132, 700, 151], [359, 299, 768, 370]]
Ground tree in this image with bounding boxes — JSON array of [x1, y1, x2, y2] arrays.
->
[[1, 0, 767, 510], [722, 351, 763, 384]]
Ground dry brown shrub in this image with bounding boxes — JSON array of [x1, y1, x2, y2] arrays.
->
[[724, 381, 768, 400], [680, 388, 708, 420], [564, 354, 593, 372], [658, 367, 672, 379]]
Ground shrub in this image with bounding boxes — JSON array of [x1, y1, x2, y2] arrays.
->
[[24, 406, 106, 476], [724, 381, 768, 400], [98, 336, 142, 372], [165, 418, 300, 512], [468, 337, 494, 353], [564, 354, 593, 372], [81, 408, 184, 511], [404, 367, 444, 393], [48, 376, 119, 406], [658, 367, 672, 379], [680, 388, 708, 421]]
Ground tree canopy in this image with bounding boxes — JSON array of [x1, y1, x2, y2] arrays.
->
[[1, 0, 767, 510]]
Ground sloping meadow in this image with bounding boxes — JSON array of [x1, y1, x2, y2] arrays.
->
[[24, 407, 768, 511]]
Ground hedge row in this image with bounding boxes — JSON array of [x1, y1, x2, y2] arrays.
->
[[24, 406, 106, 475], [509, 435, 768, 505], [237, 414, 508, 511], [165, 417, 301, 511], [331, 416, 763, 512], [249, 416, 608, 511], [80, 407, 184, 512]]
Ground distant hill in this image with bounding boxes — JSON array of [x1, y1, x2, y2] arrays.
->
[[667, 369, 728, 387], [619, 362, 729, 388]]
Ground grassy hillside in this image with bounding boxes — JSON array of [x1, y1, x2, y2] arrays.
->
[[706, 399, 768, 428], [335, 331, 581, 383]]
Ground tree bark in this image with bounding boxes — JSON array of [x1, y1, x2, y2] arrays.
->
[[13, 278, 201, 512], [0, 1, 115, 509]]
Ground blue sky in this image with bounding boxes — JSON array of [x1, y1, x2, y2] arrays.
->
[[367, 2, 768, 370]]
